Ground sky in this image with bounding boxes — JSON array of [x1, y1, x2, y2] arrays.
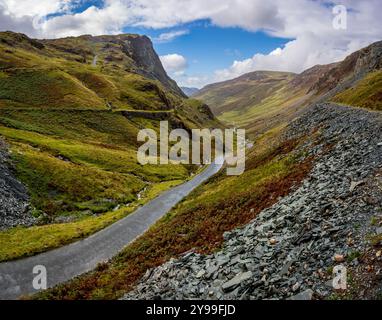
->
[[0, 0, 381, 88]]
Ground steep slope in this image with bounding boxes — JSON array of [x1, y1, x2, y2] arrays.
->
[[124, 103, 382, 301], [311, 41, 382, 98], [0, 32, 220, 257], [195, 41, 382, 136], [0, 138, 32, 229], [331, 70, 382, 110], [195, 71, 312, 136], [43, 34, 185, 97], [196, 71, 295, 117], [0, 32, 185, 110]]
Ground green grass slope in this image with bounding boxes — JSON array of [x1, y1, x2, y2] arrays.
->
[[195, 71, 295, 116], [0, 32, 181, 110], [34, 124, 313, 299], [331, 71, 382, 110], [195, 71, 313, 136], [0, 32, 221, 260], [195, 41, 382, 136]]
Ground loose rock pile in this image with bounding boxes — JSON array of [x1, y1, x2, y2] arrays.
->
[[0, 139, 34, 230], [124, 103, 382, 300]]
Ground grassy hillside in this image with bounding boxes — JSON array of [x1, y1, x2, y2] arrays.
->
[[195, 41, 382, 137], [33, 123, 313, 299], [196, 71, 295, 116], [332, 71, 382, 110], [27, 40, 382, 300], [195, 71, 313, 136], [0, 32, 220, 260]]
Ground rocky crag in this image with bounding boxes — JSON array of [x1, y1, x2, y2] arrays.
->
[[124, 103, 382, 300], [0, 139, 33, 230]]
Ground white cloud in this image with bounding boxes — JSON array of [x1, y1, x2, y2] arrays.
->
[[153, 30, 189, 43], [0, 0, 71, 36], [1, 0, 71, 18], [213, 0, 382, 81], [0, 0, 381, 84], [159, 54, 214, 88], [160, 54, 188, 73], [214, 34, 352, 80], [39, 1, 132, 38], [178, 75, 212, 89]]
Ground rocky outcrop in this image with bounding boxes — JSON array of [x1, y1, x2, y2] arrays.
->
[[310, 41, 382, 97], [123, 103, 382, 300], [0, 139, 34, 230], [122, 35, 185, 97], [81, 34, 185, 96], [290, 63, 338, 93], [0, 31, 185, 98]]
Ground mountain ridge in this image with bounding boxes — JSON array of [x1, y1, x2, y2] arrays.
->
[[195, 41, 382, 135], [0, 31, 186, 111], [1, 31, 184, 97]]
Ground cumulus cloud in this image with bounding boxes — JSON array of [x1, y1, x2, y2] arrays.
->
[[160, 54, 188, 74], [178, 75, 212, 89], [215, 34, 351, 80], [2, 0, 72, 18], [0, 0, 381, 84], [153, 30, 189, 43], [0, 3, 34, 35], [214, 0, 382, 81], [159, 54, 212, 88]]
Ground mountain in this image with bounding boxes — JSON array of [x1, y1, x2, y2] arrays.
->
[[0, 31, 219, 234], [195, 70, 309, 135], [2, 30, 382, 301], [0, 31, 189, 111], [195, 41, 382, 135], [47, 41, 382, 301], [181, 87, 200, 97], [196, 71, 295, 117]]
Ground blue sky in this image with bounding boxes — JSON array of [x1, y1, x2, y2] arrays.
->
[[1, 0, 381, 88], [127, 20, 291, 80], [63, 2, 293, 87]]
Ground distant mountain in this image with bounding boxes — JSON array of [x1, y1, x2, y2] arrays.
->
[[195, 41, 382, 135], [194, 70, 304, 135], [196, 71, 295, 117], [181, 87, 200, 97]]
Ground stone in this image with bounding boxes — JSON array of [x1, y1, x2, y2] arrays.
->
[[350, 180, 365, 192], [334, 254, 345, 263], [292, 282, 301, 292], [196, 270, 206, 279], [269, 238, 277, 245], [222, 272, 253, 292], [288, 289, 314, 301]]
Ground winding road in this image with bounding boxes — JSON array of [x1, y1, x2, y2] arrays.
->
[[0, 159, 223, 299]]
